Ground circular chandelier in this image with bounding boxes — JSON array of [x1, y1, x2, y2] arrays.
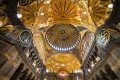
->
[[45, 24, 80, 52]]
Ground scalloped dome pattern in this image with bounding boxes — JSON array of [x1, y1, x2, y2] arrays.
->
[[45, 24, 80, 51]]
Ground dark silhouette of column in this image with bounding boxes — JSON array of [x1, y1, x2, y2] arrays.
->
[[31, 76, 35, 80], [95, 74, 101, 80], [19, 68, 29, 80], [10, 63, 24, 80], [92, 77, 95, 80], [26, 72, 33, 80], [0, 54, 7, 69], [105, 64, 118, 80], [40, 65, 46, 80], [99, 70, 109, 80], [31, 55, 36, 63]]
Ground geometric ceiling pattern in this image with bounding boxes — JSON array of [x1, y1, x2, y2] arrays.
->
[[46, 53, 81, 75], [80, 31, 95, 62], [45, 24, 80, 52], [18, 0, 113, 32], [33, 32, 48, 64], [48, 0, 80, 25], [37, 0, 113, 32], [0, 0, 117, 79], [14, 0, 114, 76], [39, 0, 90, 28], [89, 0, 113, 27]]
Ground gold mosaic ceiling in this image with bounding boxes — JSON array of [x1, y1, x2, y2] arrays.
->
[[46, 53, 81, 74], [18, 1, 38, 28], [17, 0, 113, 32], [38, 0, 112, 32], [6, 0, 113, 75], [88, 0, 113, 27], [48, 0, 79, 25], [80, 31, 95, 62]]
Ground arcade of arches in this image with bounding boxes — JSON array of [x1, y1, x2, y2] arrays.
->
[[0, 0, 120, 80]]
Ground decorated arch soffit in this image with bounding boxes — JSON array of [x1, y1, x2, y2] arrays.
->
[[33, 31, 48, 64], [80, 31, 95, 63]]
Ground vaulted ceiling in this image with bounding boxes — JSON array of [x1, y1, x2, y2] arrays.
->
[[46, 53, 81, 74], [0, 0, 113, 76]]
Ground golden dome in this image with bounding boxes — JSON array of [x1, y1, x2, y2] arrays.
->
[[45, 24, 80, 51]]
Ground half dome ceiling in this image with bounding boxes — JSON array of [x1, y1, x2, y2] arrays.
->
[[48, 0, 79, 25], [80, 31, 95, 62], [88, 0, 113, 27], [46, 53, 81, 73]]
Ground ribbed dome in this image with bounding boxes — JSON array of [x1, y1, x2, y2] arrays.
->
[[45, 24, 80, 51], [88, 0, 113, 27], [46, 53, 81, 73]]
